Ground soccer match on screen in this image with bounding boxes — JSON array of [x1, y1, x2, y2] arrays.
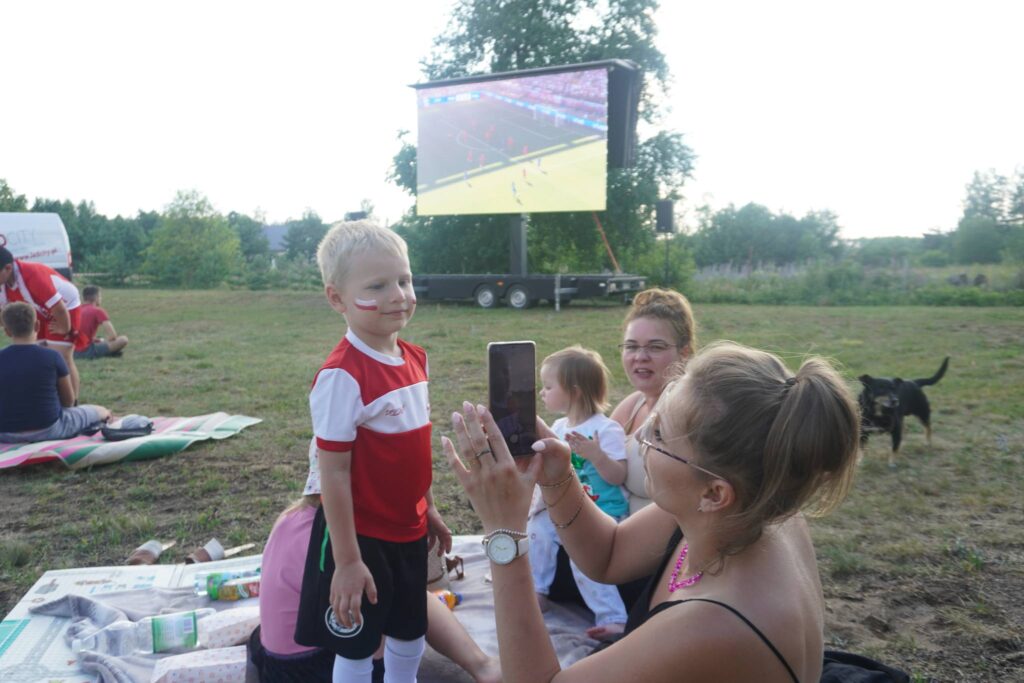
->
[[415, 68, 608, 215]]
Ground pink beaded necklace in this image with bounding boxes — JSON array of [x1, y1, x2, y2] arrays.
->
[[668, 542, 703, 592]]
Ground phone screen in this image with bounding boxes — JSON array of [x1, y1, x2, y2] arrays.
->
[[488, 341, 538, 456]]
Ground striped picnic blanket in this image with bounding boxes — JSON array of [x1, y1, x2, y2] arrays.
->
[[0, 412, 261, 470]]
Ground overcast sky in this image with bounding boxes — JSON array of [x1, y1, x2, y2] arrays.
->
[[2, 1, 1022, 239]]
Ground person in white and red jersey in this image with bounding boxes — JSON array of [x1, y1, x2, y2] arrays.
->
[[294, 219, 451, 683], [0, 244, 83, 401]]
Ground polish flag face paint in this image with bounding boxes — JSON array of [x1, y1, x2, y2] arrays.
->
[[354, 298, 378, 311]]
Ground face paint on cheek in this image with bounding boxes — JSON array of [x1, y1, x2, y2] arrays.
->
[[354, 297, 378, 311]]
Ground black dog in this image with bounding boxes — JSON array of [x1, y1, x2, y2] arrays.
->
[[859, 357, 949, 466]]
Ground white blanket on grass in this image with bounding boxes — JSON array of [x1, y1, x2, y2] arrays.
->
[[1, 536, 599, 682]]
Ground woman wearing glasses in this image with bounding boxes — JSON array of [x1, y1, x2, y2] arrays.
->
[[443, 342, 860, 682], [609, 288, 698, 514]]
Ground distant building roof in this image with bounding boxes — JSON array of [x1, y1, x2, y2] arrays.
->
[[262, 224, 288, 253]]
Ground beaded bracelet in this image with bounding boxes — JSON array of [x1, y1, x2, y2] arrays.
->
[[538, 470, 575, 489], [552, 489, 585, 530]]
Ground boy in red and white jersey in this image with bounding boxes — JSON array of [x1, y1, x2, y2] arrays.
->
[[295, 220, 451, 683], [0, 246, 83, 401]]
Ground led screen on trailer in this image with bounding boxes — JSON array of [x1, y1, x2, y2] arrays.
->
[[415, 67, 608, 216]]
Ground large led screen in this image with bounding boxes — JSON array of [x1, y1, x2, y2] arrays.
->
[[415, 68, 608, 215]]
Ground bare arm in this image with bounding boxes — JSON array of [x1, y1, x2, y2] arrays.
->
[[424, 486, 453, 555], [541, 464, 677, 584], [608, 391, 644, 430], [48, 301, 71, 335], [565, 430, 627, 484], [57, 375, 75, 408], [318, 448, 377, 628], [97, 319, 118, 339]]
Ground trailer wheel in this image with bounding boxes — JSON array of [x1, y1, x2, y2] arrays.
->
[[506, 285, 535, 310], [474, 285, 499, 309]]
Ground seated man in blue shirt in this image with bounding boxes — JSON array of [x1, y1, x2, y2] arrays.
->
[[0, 302, 110, 443]]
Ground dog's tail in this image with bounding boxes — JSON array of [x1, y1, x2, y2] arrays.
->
[[914, 357, 950, 387]]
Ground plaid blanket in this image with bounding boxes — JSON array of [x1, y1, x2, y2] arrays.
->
[[0, 412, 261, 470]]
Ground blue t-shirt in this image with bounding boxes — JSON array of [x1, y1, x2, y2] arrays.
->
[[0, 344, 68, 432]]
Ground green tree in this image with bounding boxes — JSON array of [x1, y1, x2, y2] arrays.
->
[[1009, 169, 1024, 225], [962, 170, 1009, 222], [852, 236, 921, 267], [283, 210, 327, 261], [87, 213, 154, 284], [144, 191, 241, 287], [954, 216, 1004, 264], [393, 0, 695, 276], [691, 203, 841, 267], [0, 179, 28, 212], [228, 211, 270, 262]]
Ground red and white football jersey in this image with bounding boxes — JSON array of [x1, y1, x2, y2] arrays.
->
[[308, 330, 432, 542], [0, 260, 80, 319]]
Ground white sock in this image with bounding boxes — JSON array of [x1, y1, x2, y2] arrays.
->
[[333, 653, 374, 683], [383, 635, 426, 683]]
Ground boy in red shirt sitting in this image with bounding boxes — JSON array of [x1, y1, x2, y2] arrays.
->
[[74, 285, 129, 360]]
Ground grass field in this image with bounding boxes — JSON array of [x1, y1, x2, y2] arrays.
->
[[1, 291, 1022, 680]]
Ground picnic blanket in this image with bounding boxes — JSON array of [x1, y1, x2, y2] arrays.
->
[[0, 536, 598, 682], [0, 413, 261, 470]]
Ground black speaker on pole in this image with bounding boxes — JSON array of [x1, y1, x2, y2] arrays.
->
[[655, 200, 674, 233]]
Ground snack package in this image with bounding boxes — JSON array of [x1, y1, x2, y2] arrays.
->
[[197, 605, 260, 649], [150, 644, 249, 683]]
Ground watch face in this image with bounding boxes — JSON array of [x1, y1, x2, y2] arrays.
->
[[488, 534, 517, 564]]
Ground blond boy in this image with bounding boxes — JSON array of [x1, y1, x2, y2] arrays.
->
[[295, 221, 450, 683]]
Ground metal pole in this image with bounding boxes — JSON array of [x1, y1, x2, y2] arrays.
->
[[664, 235, 670, 285], [555, 272, 561, 312], [509, 213, 528, 276]]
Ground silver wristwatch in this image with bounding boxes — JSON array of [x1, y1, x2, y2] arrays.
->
[[482, 529, 529, 565]]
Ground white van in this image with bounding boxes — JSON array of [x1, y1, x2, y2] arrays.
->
[[0, 212, 74, 280]]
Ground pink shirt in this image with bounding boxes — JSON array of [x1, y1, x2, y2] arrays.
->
[[259, 505, 318, 655]]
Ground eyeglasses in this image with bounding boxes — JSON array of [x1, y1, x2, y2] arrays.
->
[[637, 416, 727, 482], [638, 437, 728, 481], [617, 342, 678, 356]]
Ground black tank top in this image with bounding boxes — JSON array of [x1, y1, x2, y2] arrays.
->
[[624, 529, 800, 683]]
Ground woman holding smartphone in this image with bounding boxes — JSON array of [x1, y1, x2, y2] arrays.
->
[[443, 341, 861, 682], [609, 288, 698, 514]]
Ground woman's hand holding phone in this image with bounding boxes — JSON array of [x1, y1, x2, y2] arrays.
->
[[532, 417, 574, 485], [442, 402, 540, 533]]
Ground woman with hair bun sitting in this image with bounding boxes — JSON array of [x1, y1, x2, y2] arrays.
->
[[610, 287, 699, 514], [443, 342, 861, 683]]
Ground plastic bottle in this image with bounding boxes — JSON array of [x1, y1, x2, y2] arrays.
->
[[71, 609, 217, 655], [134, 608, 216, 653], [71, 620, 138, 656], [193, 567, 260, 599], [433, 589, 462, 610]]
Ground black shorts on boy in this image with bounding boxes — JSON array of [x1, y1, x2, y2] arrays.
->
[[294, 506, 428, 660]]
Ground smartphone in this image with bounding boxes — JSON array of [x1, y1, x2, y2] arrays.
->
[[487, 341, 538, 457]]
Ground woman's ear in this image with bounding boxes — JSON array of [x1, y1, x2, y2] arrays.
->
[[680, 344, 693, 361], [699, 478, 734, 513]]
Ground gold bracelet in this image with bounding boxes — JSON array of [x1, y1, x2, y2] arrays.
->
[[552, 489, 585, 530], [543, 477, 576, 508], [538, 470, 575, 488]]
